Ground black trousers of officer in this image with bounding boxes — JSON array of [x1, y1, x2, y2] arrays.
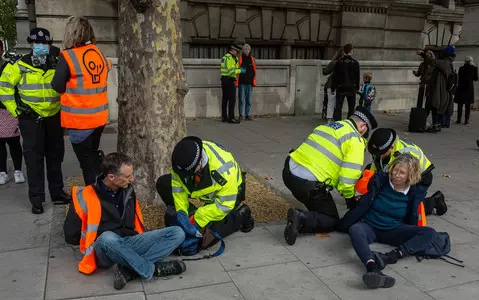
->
[[71, 126, 105, 186], [18, 113, 65, 206], [156, 174, 242, 238], [282, 157, 339, 233], [221, 77, 237, 121]]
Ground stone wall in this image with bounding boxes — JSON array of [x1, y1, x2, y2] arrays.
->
[[104, 59, 426, 122], [19, 0, 463, 61]]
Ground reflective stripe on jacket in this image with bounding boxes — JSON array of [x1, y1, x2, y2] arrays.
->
[[171, 141, 242, 228], [0, 60, 60, 117], [371, 139, 432, 173], [60, 44, 111, 129], [236, 55, 257, 87], [72, 185, 144, 274], [221, 53, 241, 78], [289, 120, 366, 198]]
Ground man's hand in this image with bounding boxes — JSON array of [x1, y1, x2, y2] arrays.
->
[[240, 67, 246, 74]]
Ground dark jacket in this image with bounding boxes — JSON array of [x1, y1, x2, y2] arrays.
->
[[63, 178, 140, 245], [332, 55, 360, 93], [337, 171, 425, 233], [323, 60, 337, 90], [454, 63, 478, 104], [424, 55, 454, 116], [238, 54, 255, 85]]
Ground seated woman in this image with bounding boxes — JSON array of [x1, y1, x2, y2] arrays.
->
[[337, 153, 437, 289]]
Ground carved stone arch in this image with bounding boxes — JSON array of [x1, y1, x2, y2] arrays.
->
[[247, 13, 262, 39], [296, 16, 310, 41], [191, 11, 209, 38]]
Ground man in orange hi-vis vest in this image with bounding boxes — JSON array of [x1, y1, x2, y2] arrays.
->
[[236, 44, 256, 120], [63, 153, 187, 290], [52, 16, 111, 186]]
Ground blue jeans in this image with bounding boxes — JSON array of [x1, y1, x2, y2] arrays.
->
[[348, 221, 436, 265], [94, 227, 185, 280], [238, 84, 253, 118]]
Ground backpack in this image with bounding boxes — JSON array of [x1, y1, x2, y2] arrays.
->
[[415, 232, 464, 267]]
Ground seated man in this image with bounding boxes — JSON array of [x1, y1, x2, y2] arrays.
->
[[338, 154, 438, 289], [156, 136, 254, 256], [367, 128, 447, 215], [64, 153, 186, 290], [283, 107, 378, 245]]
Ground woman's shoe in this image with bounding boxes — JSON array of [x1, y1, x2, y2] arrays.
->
[[14, 170, 25, 184]]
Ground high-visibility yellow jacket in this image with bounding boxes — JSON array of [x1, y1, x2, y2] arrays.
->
[[371, 139, 432, 173], [221, 53, 241, 78], [171, 141, 242, 228], [0, 56, 60, 117], [290, 120, 366, 198]]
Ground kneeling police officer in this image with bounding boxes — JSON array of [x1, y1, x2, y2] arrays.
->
[[156, 136, 254, 255]]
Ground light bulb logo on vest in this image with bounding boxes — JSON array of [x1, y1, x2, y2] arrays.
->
[[83, 49, 105, 84]]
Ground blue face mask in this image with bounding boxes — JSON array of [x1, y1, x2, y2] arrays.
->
[[33, 43, 49, 57]]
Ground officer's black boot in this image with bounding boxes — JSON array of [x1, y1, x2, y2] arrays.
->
[[237, 204, 255, 233], [52, 191, 72, 205], [431, 191, 447, 216], [284, 208, 306, 246]]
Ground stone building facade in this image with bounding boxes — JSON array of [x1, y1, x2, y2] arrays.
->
[[16, 0, 463, 61]]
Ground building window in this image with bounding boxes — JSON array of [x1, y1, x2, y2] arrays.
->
[[187, 43, 280, 59], [291, 46, 325, 59]]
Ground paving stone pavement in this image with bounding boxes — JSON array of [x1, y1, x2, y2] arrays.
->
[[0, 112, 478, 300]]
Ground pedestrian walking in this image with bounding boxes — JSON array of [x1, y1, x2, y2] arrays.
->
[[454, 56, 478, 125]]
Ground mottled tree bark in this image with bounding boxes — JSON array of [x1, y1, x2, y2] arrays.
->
[[118, 0, 188, 204]]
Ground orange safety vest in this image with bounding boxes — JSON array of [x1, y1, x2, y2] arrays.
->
[[355, 170, 427, 226], [236, 55, 257, 87], [60, 44, 112, 130], [72, 185, 145, 275]]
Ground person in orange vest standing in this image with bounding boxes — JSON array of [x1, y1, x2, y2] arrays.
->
[[63, 152, 186, 290], [236, 44, 256, 121], [52, 16, 111, 185]]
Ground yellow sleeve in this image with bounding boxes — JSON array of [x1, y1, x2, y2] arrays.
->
[[0, 63, 21, 117], [171, 172, 190, 214], [337, 137, 365, 198]]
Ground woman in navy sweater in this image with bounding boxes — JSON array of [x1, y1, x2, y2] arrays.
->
[[338, 154, 437, 289]]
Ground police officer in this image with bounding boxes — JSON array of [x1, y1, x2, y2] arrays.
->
[[221, 43, 245, 124], [367, 128, 447, 216], [0, 28, 71, 214], [283, 107, 378, 245], [156, 136, 254, 255]]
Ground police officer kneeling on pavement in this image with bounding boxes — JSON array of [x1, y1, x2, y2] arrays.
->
[[283, 107, 378, 245], [156, 136, 254, 256], [366, 128, 447, 216], [64, 153, 187, 290], [0, 28, 71, 214]]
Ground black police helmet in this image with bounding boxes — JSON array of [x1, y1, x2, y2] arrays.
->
[[172, 136, 203, 177], [367, 128, 397, 157]]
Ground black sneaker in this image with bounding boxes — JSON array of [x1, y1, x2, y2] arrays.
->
[[154, 260, 186, 278], [245, 116, 253, 121], [113, 265, 137, 290], [32, 204, 44, 214], [52, 191, 72, 205], [363, 270, 396, 289], [284, 208, 303, 246]]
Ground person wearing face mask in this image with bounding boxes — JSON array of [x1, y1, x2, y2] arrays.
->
[[0, 28, 71, 214], [156, 136, 254, 256], [283, 107, 378, 246], [366, 128, 447, 216], [52, 16, 112, 186], [338, 154, 439, 289]]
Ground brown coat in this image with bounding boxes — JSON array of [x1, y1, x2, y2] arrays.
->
[[425, 56, 454, 116]]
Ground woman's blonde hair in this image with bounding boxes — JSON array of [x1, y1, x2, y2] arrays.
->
[[62, 16, 96, 49], [388, 153, 422, 186]]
